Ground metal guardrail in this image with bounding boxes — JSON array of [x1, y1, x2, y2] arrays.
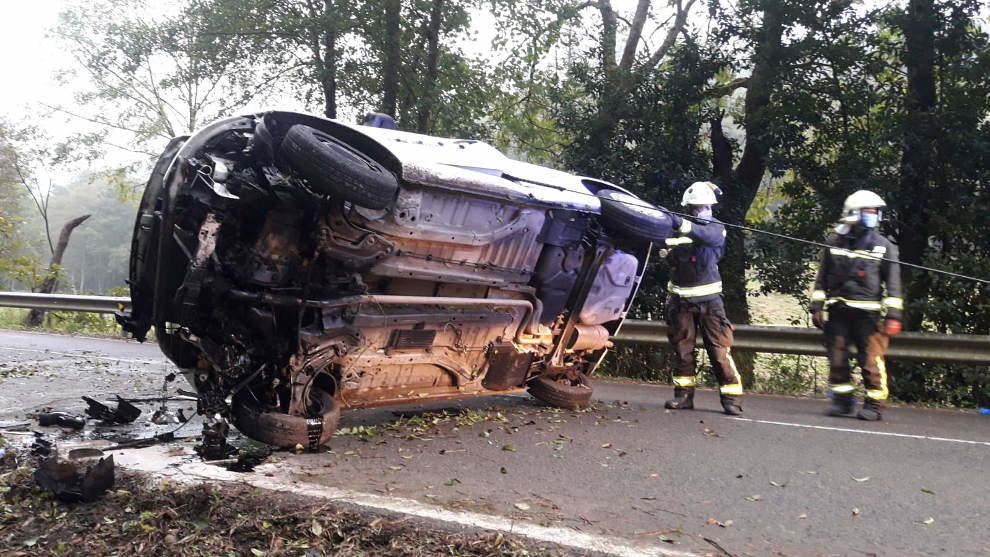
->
[[1, 292, 988, 365], [614, 320, 990, 365], [0, 292, 130, 314]]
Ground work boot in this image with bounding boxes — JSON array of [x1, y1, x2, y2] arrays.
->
[[857, 399, 883, 421], [664, 387, 694, 410], [826, 394, 854, 417], [720, 395, 742, 416]]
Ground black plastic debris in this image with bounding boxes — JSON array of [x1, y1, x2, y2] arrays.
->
[[102, 432, 175, 451], [31, 434, 53, 458], [67, 448, 105, 460], [34, 455, 115, 503], [38, 412, 86, 430], [196, 421, 237, 461], [82, 396, 141, 424]]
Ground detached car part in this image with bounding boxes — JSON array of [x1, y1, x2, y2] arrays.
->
[[118, 111, 671, 448]]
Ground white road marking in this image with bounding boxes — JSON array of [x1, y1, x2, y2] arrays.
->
[[109, 445, 703, 557], [729, 417, 990, 447]]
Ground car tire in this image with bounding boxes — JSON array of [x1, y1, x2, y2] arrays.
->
[[527, 375, 593, 409], [232, 387, 341, 449], [277, 124, 399, 209], [597, 189, 672, 242]]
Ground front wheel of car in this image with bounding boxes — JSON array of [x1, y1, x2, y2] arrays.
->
[[232, 387, 341, 449], [527, 375, 594, 409], [277, 124, 399, 209], [596, 189, 672, 242]]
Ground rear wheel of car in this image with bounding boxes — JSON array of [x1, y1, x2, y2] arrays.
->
[[277, 124, 399, 209], [527, 375, 593, 409], [597, 189, 672, 242], [232, 387, 341, 449]]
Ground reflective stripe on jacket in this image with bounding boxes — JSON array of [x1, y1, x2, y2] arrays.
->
[[664, 217, 727, 302], [809, 229, 903, 320]]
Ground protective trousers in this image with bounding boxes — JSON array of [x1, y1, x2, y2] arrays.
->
[[664, 295, 742, 396], [825, 306, 890, 401]]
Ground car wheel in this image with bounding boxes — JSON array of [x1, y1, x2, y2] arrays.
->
[[232, 387, 341, 449], [596, 189, 672, 242], [277, 124, 399, 209], [527, 375, 593, 409]]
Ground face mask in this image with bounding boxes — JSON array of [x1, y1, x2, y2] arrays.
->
[[860, 212, 878, 229], [695, 208, 713, 221]]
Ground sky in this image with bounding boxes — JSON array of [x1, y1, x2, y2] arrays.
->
[[0, 0, 71, 119]]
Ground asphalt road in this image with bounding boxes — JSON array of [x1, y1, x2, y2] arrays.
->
[[2, 329, 989, 556]]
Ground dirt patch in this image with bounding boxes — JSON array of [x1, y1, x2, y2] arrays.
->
[[0, 444, 568, 556]]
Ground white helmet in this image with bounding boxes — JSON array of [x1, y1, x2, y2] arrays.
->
[[681, 181, 719, 206], [841, 190, 886, 224]]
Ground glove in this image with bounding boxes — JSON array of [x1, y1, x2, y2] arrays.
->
[[666, 210, 682, 230], [811, 311, 825, 330], [884, 319, 902, 336]]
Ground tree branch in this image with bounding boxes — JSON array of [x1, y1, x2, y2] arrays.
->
[[642, 0, 698, 72], [619, 0, 652, 72], [702, 77, 750, 99]]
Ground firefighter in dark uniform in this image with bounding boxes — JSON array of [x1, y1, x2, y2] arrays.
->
[[663, 181, 743, 415], [810, 190, 903, 421]]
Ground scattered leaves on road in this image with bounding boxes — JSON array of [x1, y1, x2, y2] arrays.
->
[[798, 514, 808, 519], [770, 480, 787, 488], [501, 444, 516, 452], [922, 517, 935, 525], [852, 507, 861, 516], [702, 428, 718, 437], [444, 478, 461, 486], [853, 476, 871, 483], [921, 488, 935, 494], [514, 502, 530, 511], [706, 518, 732, 527], [745, 495, 762, 502], [601, 443, 612, 449]]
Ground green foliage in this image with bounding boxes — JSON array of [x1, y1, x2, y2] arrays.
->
[[55, 0, 285, 153], [746, 0, 990, 405], [0, 307, 119, 336]]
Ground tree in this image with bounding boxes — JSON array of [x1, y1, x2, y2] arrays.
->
[[54, 0, 286, 153], [0, 119, 93, 324], [744, 0, 990, 405]]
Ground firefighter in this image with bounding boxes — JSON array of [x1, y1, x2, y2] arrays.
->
[[663, 181, 743, 415], [810, 190, 903, 421]]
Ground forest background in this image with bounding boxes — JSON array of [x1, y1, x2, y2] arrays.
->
[[1, 0, 987, 406]]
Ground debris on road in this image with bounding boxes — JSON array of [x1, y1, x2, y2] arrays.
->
[[33, 455, 115, 503], [103, 432, 175, 451], [38, 412, 86, 430], [82, 396, 141, 424]]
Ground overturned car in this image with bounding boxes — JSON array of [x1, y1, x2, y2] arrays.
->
[[118, 111, 672, 448]]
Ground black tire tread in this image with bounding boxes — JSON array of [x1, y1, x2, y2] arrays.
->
[[527, 375, 593, 409], [278, 125, 398, 209], [597, 189, 671, 242], [232, 389, 341, 448]]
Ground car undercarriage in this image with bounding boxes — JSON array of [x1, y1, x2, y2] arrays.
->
[[118, 111, 672, 448]]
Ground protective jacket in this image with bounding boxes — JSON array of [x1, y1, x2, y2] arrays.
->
[[664, 217, 727, 302], [809, 229, 903, 320]]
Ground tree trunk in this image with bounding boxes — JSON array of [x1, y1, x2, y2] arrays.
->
[[381, 0, 401, 118], [321, 0, 339, 119], [895, 0, 937, 331], [416, 0, 444, 133], [717, 3, 784, 388], [25, 214, 90, 327]]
